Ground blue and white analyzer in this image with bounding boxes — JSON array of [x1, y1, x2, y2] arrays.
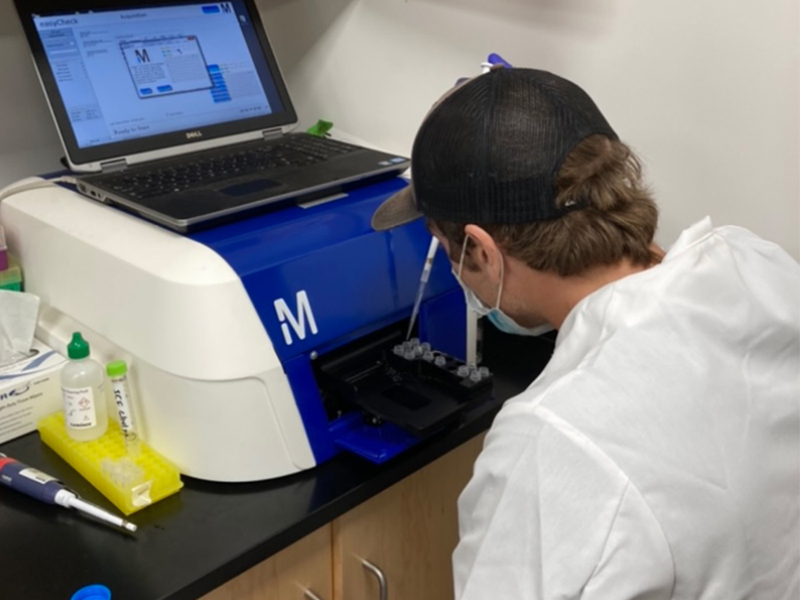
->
[[0, 177, 490, 481]]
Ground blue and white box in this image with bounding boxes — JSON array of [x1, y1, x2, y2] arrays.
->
[[0, 339, 67, 445]]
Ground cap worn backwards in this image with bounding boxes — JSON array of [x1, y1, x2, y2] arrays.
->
[[371, 68, 618, 231]]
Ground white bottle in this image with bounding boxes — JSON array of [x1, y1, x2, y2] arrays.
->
[[60, 332, 108, 442]]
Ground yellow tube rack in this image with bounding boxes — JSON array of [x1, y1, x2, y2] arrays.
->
[[38, 411, 183, 515]]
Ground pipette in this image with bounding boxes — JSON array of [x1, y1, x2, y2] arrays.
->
[[407, 236, 440, 340], [0, 454, 137, 533], [405, 56, 510, 341]]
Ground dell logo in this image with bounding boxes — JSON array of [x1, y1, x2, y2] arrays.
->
[[185, 130, 203, 140], [274, 291, 319, 346]]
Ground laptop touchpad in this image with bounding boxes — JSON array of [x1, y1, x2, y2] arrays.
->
[[220, 179, 279, 196]]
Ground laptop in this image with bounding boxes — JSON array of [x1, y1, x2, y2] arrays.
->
[[14, 0, 410, 232]]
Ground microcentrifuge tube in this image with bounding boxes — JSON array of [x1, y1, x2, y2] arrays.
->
[[420, 342, 432, 352], [469, 371, 482, 382], [404, 349, 416, 360], [422, 351, 435, 362], [434, 355, 447, 367], [478, 366, 490, 377], [457, 365, 470, 378], [393, 344, 405, 356]]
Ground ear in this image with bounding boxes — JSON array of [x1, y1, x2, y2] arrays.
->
[[464, 224, 503, 283]]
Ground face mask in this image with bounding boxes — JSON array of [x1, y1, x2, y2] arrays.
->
[[453, 237, 554, 337], [486, 309, 554, 337]]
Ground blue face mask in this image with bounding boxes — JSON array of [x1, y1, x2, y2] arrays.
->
[[453, 237, 554, 337], [486, 310, 553, 337]]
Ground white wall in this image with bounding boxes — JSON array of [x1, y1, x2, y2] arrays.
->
[[261, 0, 800, 257], [0, 1, 65, 182], [0, 0, 797, 257]]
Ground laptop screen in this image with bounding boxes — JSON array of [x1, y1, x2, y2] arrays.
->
[[17, 0, 297, 170]]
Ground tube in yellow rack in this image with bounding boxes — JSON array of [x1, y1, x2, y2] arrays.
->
[[38, 411, 183, 515]]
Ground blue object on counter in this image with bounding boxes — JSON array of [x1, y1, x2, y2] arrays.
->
[[70, 584, 111, 600]]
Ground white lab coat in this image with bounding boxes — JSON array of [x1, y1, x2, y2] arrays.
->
[[454, 218, 800, 600]]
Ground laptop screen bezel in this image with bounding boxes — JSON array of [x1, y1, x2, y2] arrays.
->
[[14, 0, 298, 170]]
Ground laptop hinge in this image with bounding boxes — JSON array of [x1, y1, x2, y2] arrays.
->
[[100, 158, 128, 173], [262, 128, 283, 141]]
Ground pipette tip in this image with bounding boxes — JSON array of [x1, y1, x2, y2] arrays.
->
[[68, 494, 138, 534]]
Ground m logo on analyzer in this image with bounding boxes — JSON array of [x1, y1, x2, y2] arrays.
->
[[273, 291, 319, 345]]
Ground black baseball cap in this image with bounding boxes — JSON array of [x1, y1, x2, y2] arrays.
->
[[371, 68, 618, 230]]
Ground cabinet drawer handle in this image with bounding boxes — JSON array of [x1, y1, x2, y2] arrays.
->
[[361, 559, 388, 600], [304, 589, 325, 600]]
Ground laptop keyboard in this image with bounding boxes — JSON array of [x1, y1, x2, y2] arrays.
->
[[100, 135, 361, 200]]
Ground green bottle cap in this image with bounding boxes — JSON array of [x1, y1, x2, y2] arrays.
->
[[106, 360, 128, 378], [67, 332, 90, 360]]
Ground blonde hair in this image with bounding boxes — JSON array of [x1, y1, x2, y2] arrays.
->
[[429, 135, 659, 277]]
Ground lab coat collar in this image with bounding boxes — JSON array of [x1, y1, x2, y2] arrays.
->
[[554, 217, 715, 348], [662, 217, 714, 262]]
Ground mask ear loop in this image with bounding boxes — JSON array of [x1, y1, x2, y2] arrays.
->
[[458, 233, 505, 311], [495, 254, 505, 311], [457, 234, 470, 280]]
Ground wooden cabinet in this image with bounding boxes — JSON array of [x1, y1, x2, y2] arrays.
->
[[333, 435, 483, 600], [200, 524, 333, 600], [201, 435, 484, 600]]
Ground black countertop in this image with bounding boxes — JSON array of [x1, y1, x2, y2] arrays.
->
[[0, 328, 554, 600]]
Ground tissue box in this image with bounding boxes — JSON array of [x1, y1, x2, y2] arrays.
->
[[0, 339, 67, 445]]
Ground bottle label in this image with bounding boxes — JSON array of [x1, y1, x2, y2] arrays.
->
[[111, 376, 136, 438], [63, 385, 99, 429]]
